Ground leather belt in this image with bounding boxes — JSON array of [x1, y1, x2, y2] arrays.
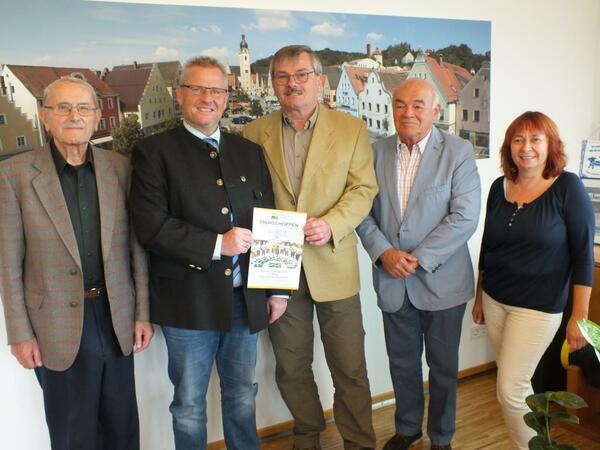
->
[[84, 287, 106, 299]]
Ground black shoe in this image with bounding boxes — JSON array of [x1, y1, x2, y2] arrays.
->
[[430, 445, 451, 450], [382, 432, 423, 450]]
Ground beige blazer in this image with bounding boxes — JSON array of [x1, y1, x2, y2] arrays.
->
[[244, 106, 378, 301], [0, 144, 149, 371]]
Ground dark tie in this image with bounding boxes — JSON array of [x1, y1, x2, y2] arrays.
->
[[204, 137, 242, 286]]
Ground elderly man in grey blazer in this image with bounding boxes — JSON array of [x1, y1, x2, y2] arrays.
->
[[0, 76, 152, 450], [357, 78, 480, 450]]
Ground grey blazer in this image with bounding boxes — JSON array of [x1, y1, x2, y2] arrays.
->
[[357, 126, 481, 312]]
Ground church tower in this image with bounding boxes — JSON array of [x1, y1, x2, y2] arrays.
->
[[239, 34, 251, 93]]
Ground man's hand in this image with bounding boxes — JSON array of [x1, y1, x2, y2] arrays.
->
[[134, 321, 154, 353], [304, 217, 332, 246], [379, 248, 419, 279], [11, 338, 43, 369], [222, 227, 253, 256], [267, 296, 288, 324]]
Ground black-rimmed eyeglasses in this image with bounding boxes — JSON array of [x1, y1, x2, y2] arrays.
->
[[273, 71, 315, 86]]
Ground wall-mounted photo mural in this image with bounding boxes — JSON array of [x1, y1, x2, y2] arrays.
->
[[0, 1, 491, 158]]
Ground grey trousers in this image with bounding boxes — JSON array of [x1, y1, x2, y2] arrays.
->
[[382, 296, 466, 446], [268, 272, 376, 450]]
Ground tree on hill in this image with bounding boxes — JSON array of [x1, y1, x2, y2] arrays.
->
[[382, 42, 413, 66], [430, 44, 488, 72], [112, 114, 144, 157]]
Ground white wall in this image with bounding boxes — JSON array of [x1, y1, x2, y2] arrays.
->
[[1, 0, 599, 448]]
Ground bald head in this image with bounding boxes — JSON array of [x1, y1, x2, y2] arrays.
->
[[392, 78, 441, 148]]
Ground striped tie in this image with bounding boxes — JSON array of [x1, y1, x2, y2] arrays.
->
[[204, 138, 242, 287]]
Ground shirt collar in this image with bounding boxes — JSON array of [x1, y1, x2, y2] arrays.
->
[[397, 128, 432, 155], [183, 121, 221, 145], [50, 139, 94, 173], [282, 104, 319, 131]]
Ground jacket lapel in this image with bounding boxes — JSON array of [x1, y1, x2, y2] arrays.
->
[[93, 147, 118, 264], [297, 105, 334, 197], [261, 111, 295, 198], [31, 144, 81, 268], [403, 127, 443, 221], [382, 137, 402, 226]]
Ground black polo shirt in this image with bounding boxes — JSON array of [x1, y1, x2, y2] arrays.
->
[[50, 141, 105, 290]]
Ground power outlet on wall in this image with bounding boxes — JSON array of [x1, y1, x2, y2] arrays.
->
[[470, 325, 488, 339]]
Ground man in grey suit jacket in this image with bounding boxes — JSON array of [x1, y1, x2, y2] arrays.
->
[[357, 79, 480, 450]]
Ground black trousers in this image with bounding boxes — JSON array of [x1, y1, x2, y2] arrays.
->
[[35, 294, 139, 450]]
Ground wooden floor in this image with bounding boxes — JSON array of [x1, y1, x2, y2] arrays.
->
[[260, 371, 600, 450]]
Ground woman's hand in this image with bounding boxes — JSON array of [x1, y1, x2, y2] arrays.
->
[[472, 294, 485, 325], [566, 316, 587, 352], [472, 271, 485, 324]]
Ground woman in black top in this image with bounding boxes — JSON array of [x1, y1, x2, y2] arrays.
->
[[472, 111, 594, 449]]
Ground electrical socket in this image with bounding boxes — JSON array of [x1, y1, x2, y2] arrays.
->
[[470, 325, 487, 339]]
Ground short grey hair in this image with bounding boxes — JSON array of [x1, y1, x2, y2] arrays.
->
[[269, 45, 323, 78], [43, 76, 99, 107], [179, 56, 228, 87], [398, 77, 442, 108]]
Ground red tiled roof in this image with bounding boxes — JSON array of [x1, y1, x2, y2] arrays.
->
[[379, 71, 409, 95], [6, 64, 117, 99], [344, 66, 370, 95], [426, 57, 472, 102], [113, 61, 180, 86], [103, 68, 151, 112]]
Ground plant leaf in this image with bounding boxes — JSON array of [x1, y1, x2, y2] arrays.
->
[[524, 412, 546, 434], [527, 393, 550, 414], [549, 411, 580, 424], [528, 435, 551, 449], [549, 391, 588, 409], [577, 319, 600, 351]]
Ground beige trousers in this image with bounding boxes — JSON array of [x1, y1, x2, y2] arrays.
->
[[482, 291, 562, 450]]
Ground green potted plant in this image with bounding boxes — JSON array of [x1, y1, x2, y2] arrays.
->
[[524, 391, 588, 449]]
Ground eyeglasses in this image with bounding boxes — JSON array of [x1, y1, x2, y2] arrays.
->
[[273, 71, 315, 86], [180, 84, 228, 97], [43, 103, 99, 116]]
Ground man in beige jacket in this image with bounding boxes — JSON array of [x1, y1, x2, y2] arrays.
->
[[244, 45, 378, 450], [0, 76, 152, 450]]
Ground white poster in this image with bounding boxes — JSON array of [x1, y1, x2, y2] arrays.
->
[[580, 140, 600, 179], [247, 208, 306, 290]]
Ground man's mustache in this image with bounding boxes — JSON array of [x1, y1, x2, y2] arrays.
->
[[284, 86, 303, 96]]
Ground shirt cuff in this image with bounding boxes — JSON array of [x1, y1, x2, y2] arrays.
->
[[213, 234, 223, 260]]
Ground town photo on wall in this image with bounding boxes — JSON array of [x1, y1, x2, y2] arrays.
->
[[0, 1, 491, 159]]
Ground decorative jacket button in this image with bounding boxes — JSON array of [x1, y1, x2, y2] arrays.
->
[[224, 268, 232, 276], [240, 176, 246, 182], [221, 207, 229, 215], [189, 264, 196, 268], [69, 301, 78, 307], [216, 178, 223, 186], [69, 269, 77, 275], [209, 151, 218, 159]]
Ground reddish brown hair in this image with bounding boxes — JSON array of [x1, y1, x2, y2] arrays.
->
[[500, 111, 566, 181]]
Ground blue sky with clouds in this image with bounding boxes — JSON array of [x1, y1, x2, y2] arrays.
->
[[0, 0, 490, 70]]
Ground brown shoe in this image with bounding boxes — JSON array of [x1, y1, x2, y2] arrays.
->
[[382, 432, 423, 450]]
